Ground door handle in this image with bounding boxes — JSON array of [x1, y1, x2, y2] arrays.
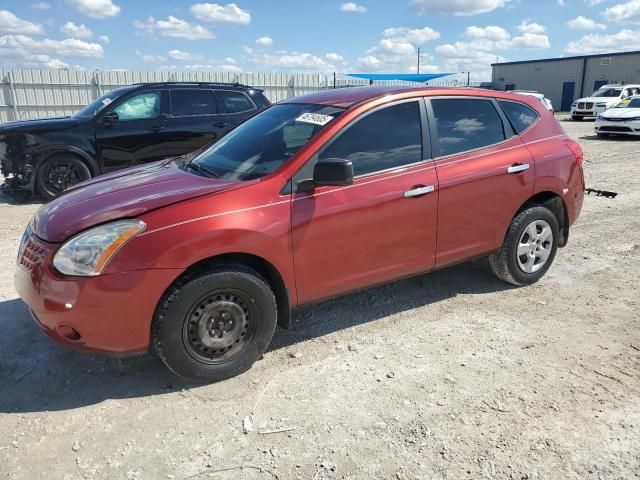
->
[[507, 163, 530, 174], [150, 125, 165, 132], [213, 122, 228, 128], [404, 185, 435, 198]]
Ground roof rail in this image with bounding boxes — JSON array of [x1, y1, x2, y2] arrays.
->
[[131, 81, 258, 90]]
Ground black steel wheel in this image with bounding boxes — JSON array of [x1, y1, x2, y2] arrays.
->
[[36, 155, 92, 200], [153, 264, 277, 382]]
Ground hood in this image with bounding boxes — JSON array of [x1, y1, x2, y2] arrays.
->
[[0, 116, 80, 134], [577, 96, 618, 104], [31, 159, 237, 243], [600, 107, 640, 119]]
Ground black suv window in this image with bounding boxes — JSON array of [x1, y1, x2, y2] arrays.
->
[[498, 100, 539, 133], [112, 91, 161, 121], [431, 98, 506, 156], [319, 101, 423, 176], [217, 90, 255, 113], [171, 89, 217, 116]]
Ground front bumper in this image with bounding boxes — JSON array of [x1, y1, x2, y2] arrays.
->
[[14, 233, 182, 354], [595, 119, 640, 135], [571, 105, 609, 117]]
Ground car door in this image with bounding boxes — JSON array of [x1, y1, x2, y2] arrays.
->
[[94, 89, 170, 171], [214, 89, 258, 133], [291, 99, 439, 304], [427, 96, 535, 268], [163, 89, 223, 158]]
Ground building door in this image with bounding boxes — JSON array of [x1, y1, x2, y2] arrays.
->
[[505, 84, 516, 91], [594, 80, 608, 91], [561, 82, 575, 111]]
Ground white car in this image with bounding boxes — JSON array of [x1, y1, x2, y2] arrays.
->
[[512, 90, 554, 112], [594, 95, 640, 138], [571, 84, 640, 120]]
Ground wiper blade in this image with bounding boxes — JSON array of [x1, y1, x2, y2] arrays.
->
[[185, 162, 218, 178]]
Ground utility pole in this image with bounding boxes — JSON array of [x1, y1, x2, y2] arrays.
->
[[417, 47, 421, 74], [466, 71, 470, 87]]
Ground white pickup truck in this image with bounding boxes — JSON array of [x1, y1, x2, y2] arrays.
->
[[571, 84, 640, 120]]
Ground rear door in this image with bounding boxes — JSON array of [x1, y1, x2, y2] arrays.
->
[[164, 89, 222, 158], [94, 89, 170, 170], [427, 96, 535, 267], [214, 89, 259, 133], [291, 99, 439, 304]]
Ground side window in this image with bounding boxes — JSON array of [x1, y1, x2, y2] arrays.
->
[[171, 89, 216, 116], [217, 90, 255, 113], [113, 91, 160, 121], [431, 98, 506, 157], [498, 100, 540, 134], [318, 101, 423, 177]]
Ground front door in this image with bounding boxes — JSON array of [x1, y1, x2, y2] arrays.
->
[[291, 100, 439, 304], [95, 90, 170, 171]]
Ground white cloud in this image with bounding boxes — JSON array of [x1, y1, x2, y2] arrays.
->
[[31, 2, 51, 9], [460, 24, 549, 49], [565, 28, 638, 53], [435, 43, 504, 80], [245, 48, 336, 72], [517, 21, 546, 34], [0, 34, 103, 57], [136, 50, 166, 63], [255, 36, 273, 46], [60, 21, 92, 39], [190, 3, 251, 24], [98, 34, 109, 43], [0, 9, 43, 35], [340, 2, 367, 13], [465, 25, 510, 41], [511, 32, 550, 48], [382, 26, 440, 43], [410, 0, 508, 16], [134, 16, 214, 40], [557, 0, 565, 5], [326, 52, 345, 62], [566, 15, 606, 29], [167, 48, 205, 61], [65, 0, 120, 19], [603, 1, 640, 23]]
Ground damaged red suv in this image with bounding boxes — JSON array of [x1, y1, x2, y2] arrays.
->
[[15, 86, 585, 382]]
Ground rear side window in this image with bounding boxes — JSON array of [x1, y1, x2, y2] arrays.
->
[[171, 90, 216, 116], [431, 98, 506, 157], [499, 100, 539, 134], [217, 90, 255, 113], [319, 101, 423, 176]]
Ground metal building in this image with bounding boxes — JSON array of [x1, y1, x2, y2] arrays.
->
[[492, 50, 640, 112]]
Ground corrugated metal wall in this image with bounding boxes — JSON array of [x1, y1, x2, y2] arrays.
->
[[0, 69, 481, 123]]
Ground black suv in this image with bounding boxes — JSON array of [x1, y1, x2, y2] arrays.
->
[[0, 82, 270, 199]]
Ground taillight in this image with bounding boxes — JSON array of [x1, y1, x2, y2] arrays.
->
[[564, 139, 584, 166]]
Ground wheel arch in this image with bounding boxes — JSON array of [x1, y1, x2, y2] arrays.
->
[[41, 146, 100, 176], [515, 191, 569, 247]]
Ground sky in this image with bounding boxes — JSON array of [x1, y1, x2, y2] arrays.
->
[[1, 0, 640, 81]]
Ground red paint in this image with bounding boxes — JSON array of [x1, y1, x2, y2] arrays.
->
[[15, 87, 585, 355]]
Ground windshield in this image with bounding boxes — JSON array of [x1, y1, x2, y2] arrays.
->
[[616, 98, 640, 108], [73, 87, 133, 118], [186, 104, 344, 181], [592, 88, 622, 98]]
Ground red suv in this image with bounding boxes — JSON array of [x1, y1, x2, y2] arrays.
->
[[15, 86, 585, 382]]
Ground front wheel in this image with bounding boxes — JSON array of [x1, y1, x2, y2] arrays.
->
[[489, 206, 559, 286], [153, 265, 277, 382], [36, 154, 92, 200]]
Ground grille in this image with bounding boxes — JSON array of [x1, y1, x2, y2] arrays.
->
[[578, 102, 585, 109], [603, 118, 627, 122], [586, 102, 594, 109], [18, 232, 48, 273], [600, 126, 633, 132]]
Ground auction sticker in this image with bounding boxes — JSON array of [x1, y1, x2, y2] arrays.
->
[[102, 98, 113, 106], [295, 112, 333, 126]]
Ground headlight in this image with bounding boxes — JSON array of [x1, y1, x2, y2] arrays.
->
[[596, 103, 608, 107], [53, 219, 145, 276], [597, 115, 604, 120], [571, 102, 577, 107]]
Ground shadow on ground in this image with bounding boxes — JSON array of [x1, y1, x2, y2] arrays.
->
[[0, 260, 510, 413]]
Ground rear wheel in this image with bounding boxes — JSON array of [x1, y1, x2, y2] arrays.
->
[[36, 154, 92, 200], [153, 265, 277, 382], [489, 206, 559, 286]]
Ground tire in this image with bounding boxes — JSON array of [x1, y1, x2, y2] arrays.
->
[[152, 264, 277, 382], [36, 154, 92, 201], [489, 206, 560, 286], [572, 115, 583, 121]]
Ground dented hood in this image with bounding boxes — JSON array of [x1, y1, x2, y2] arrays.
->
[[31, 159, 237, 243]]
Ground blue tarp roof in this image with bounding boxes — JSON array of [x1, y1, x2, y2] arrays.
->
[[347, 73, 453, 83]]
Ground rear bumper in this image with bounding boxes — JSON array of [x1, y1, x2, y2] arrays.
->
[[14, 245, 182, 354]]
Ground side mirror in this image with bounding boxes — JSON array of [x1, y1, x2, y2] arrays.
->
[[102, 111, 119, 125], [313, 158, 354, 187]]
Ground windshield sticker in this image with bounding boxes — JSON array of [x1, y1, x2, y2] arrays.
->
[[102, 98, 113, 106], [295, 113, 334, 126]]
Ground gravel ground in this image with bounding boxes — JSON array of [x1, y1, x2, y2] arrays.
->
[[0, 118, 639, 480]]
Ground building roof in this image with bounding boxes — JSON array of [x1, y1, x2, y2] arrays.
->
[[492, 50, 640, 67]]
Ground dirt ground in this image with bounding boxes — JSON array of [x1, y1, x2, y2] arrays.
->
[[0, 118, 639, 480]]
